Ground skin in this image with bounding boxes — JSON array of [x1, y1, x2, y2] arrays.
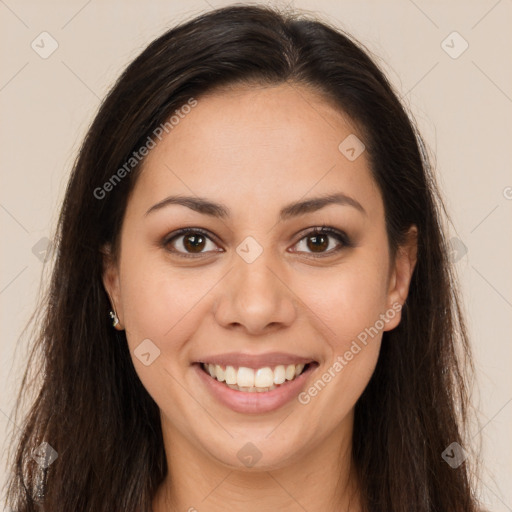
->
[[102, 82, 417, 512]]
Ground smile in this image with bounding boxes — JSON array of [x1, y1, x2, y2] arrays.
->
[[201, 362, 309, 392], [194, 358, 318, 414]]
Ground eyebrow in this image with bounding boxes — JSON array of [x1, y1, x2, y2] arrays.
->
[[144, 192, 366, 220]]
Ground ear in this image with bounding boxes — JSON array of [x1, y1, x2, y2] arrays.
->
[[383, 225, 418, 331], [100, 243, 123, 327]]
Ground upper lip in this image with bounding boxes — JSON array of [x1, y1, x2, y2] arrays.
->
[[196, 352, 316, 369]]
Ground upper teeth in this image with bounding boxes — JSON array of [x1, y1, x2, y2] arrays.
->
[[203, 363, 306, 389]]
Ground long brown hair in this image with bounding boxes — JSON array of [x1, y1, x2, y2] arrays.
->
[[4, 5, 481, 511]]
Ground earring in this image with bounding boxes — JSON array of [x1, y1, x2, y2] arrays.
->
[[109, 309, 122, 330]]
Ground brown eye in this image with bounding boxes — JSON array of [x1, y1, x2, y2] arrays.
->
[[164, 229, 221, 257], [182, 233, 206, 253], [306, 233, 329, 252], [292, 227, 349, 256]]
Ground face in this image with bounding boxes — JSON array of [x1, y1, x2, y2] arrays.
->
[[103, 83, 416, 472]]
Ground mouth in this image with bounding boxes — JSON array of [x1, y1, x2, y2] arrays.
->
[[199, 361, 317, 393]]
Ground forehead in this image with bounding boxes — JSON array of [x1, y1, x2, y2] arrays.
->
[[127, 83, 382, 221]]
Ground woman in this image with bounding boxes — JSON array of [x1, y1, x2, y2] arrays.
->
[[4, 4, 481, 511]]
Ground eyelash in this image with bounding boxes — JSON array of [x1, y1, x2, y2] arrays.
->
[[161, 226, 352, 259]]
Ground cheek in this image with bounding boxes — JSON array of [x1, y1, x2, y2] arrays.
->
[[118, 249, 205, 345], [121, 271, 170, 335], [305, 255, 390, 351], [296, 260, 387, 418]]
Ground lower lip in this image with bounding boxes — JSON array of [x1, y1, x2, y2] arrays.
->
[[193, 363, 318, 414]]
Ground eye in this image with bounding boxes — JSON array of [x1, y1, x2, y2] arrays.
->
[[162, 226, 351, 259], [163, 228, 222, 258], [291, 226, 350, 257]]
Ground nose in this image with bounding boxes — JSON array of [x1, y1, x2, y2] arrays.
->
[[213, 250, 297, 336]]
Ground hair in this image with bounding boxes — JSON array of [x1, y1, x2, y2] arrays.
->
[[4, 4, 481, 511]]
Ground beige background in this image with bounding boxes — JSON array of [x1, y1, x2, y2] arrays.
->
[[1, 0, 511, 510]]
